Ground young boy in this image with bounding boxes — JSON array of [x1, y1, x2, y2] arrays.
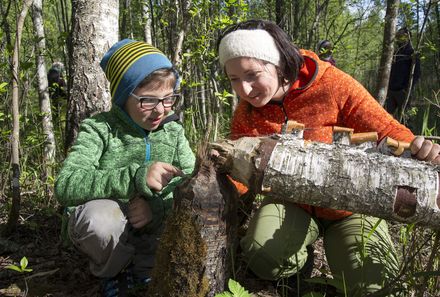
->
[[55, 39, 195, 296]]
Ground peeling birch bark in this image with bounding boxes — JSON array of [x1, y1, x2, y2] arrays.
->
[[212, 135, 440, 229]]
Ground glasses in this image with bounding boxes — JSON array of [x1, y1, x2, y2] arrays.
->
[[130, 93, 180, 110]]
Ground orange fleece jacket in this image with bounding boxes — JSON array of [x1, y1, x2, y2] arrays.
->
[[230, 50, 414, 220]]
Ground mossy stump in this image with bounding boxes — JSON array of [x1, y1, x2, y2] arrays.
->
[[148, 156, 238, 297]]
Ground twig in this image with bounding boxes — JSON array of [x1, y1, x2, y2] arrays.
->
[[417, 135, 440, 141], [25, 268, 60, 281]]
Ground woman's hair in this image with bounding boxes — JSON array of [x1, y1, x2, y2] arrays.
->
[[136, 68, 177, 90], [217, 19, 304, 84]]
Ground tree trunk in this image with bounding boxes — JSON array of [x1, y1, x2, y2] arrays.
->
[[173, 0, 191, 69], [434, 1, 440, 86], [149, 156, 238, 297], [4, 0, 33, 236], [307, 0, 330, 49], [120, 0, 133, 39], [375, 0, 400, 106], [142, 0, 153, 44], [275, 0, 283, 26], [32, 0, 57, 186], [66, 0, 118, 151], [212, 135, 440, 229]]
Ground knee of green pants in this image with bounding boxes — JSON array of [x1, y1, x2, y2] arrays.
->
[[324, 214, 400, 296], [240, 201, 319, 280]]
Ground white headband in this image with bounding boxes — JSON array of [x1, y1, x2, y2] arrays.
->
[[218, 29, 281, 67]]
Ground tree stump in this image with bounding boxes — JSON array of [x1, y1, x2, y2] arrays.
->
[[148, 156, 238, 297]]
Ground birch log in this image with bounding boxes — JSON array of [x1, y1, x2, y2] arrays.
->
[[212, 135, 440, 229]]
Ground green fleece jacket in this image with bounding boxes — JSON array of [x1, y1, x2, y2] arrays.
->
[[55, 106, 195, 231]]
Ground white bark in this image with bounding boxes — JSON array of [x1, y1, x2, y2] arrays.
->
[[32, 0, 56, 174], [142, 0, 152, 44], [212, 135, 440, 229], [67, 0, 118, 148]]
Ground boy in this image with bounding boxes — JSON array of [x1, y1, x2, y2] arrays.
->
[[55, 39, 195, 296]]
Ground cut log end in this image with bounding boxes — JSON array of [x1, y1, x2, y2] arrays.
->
[[393, 186, 417, 218]]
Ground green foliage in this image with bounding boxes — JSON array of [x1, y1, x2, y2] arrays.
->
[[0, 82, 8, 93], [214, 90, 233, 106], [5, 257, 33, 273], [214, 279, 251, 297], [0, 0, 439, 295]]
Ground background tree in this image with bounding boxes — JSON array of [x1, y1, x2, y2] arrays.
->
[[4, 0, 33, 236], [375, 0, 400, 105], [66, 0, 119, 150], [32, 0, 57, 190]]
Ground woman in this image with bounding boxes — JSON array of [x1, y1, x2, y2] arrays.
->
[[217, 19, 439, 296]]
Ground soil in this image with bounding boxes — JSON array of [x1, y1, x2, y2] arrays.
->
[[0, 204, 331, 297]]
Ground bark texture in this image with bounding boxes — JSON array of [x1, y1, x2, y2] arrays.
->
[[375, 0, 400, 105], [4, 0, 33, 236], [32, 0, 56, 179], [213, 135, 440, 229], [142, 0, 153, 44], [149, 157, 238, 297], [66, 0, 118, 150]]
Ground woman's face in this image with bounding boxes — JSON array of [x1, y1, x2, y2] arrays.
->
[[224, 57, 285, 107], [124, 84, 173, 131]]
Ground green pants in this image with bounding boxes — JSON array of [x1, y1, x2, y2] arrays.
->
[[240, 198, 400, 295]]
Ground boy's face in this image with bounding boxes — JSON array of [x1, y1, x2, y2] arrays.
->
[[124, 83, 174, 131]]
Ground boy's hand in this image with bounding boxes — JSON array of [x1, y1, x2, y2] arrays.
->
[[146, 162, 183, 191], [410, 136, 440, 165], [128, 196, 152, 229]]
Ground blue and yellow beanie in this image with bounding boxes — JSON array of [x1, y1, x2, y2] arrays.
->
[[100, 39, 177, 107]]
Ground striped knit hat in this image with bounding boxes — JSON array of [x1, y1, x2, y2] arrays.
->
[[100, 39, 177, 107]]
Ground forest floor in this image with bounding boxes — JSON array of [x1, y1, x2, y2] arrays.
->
[[0, 199, 349, 297]]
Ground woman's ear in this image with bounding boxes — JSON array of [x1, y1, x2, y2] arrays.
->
[[276, 67, 288, 86]]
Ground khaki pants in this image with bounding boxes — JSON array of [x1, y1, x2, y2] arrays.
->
[[240, 198, 400, 296], [68, 199, 162, 278]]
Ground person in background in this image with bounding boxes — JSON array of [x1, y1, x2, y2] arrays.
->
[[217, 19, 439, 296], [316, 39, 336, 66], [47, 62, 66, 119], [386, 27, 421, 122], [55, 39, 195, 297]]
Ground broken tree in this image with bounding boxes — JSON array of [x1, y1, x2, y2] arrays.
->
[[148, 156, 238, 297], [211, 133, 440, 229]]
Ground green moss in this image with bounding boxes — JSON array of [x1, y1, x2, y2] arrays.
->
[[148, 209, 209, 297]]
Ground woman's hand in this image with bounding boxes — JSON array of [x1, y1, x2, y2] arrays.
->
[[127, 196, 152, 229], [410, 136, 440, 165], [146, 162, 183, 191]]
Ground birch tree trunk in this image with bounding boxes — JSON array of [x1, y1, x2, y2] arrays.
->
[[66, 0, 118, 150], [375, 0, 400, 106], [212, 135, 440, 229], [4, 0, 33, 236], [173, 0, 191, 69], [142, 0, 153, 44], [32, 0, 56, 185]]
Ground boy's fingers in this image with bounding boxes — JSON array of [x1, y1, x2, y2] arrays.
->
[[161, 163, 184, 176], [148, 178, 163, 191]]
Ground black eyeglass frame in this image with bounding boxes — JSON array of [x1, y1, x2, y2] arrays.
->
[[130, 93, 180, 110]]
